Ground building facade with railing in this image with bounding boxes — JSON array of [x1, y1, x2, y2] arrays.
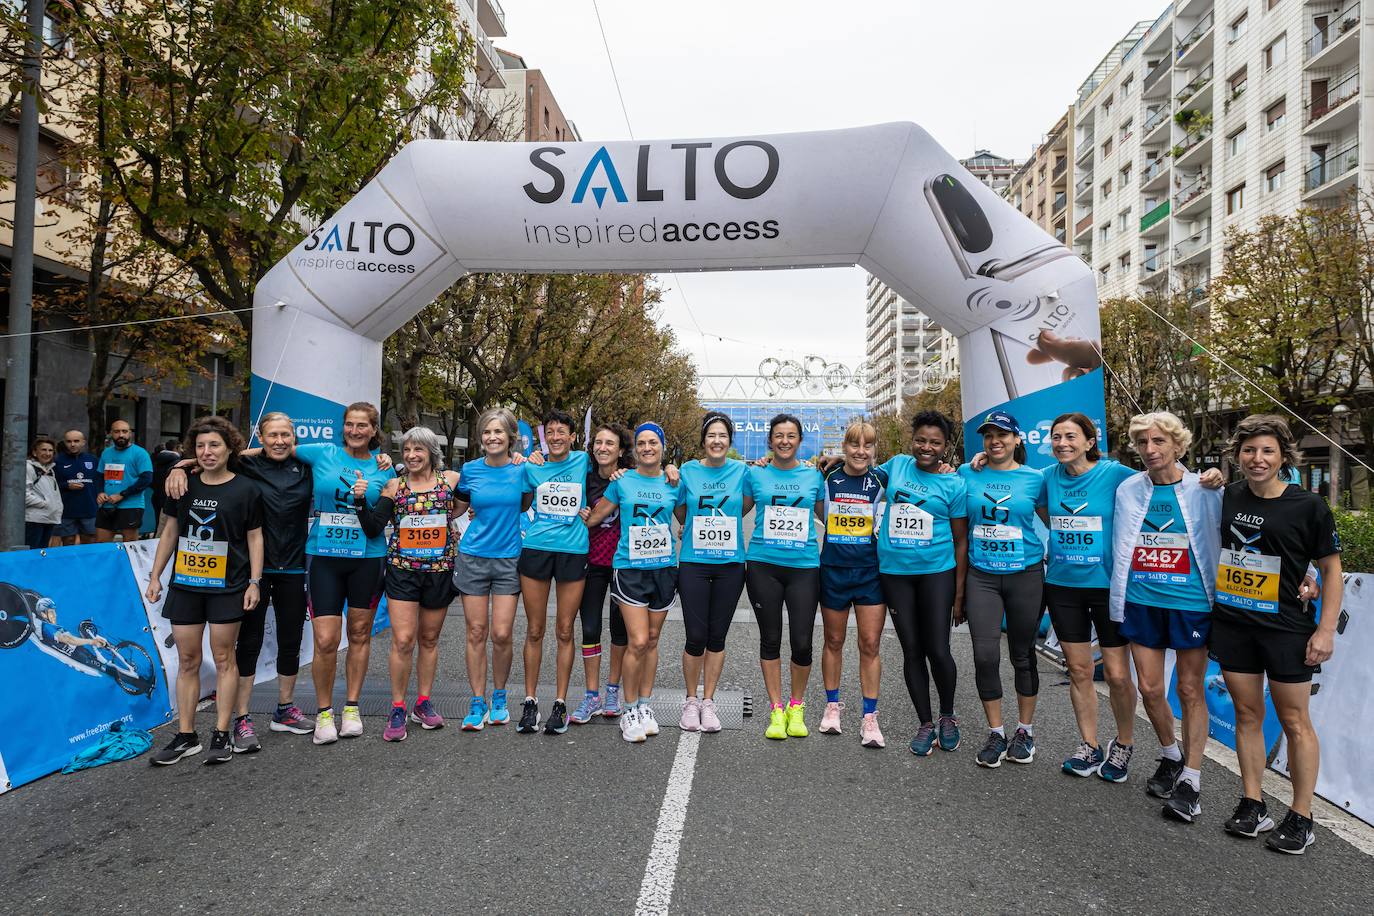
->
[[863, 274, 959, 416]]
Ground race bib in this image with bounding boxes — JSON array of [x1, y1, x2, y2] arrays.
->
[[692, 515, 738, 556], [762, 504, 809, 547], [887, 503, 933, 546], [103, 463, 125, 483], [1215, 548, 1282, 613], [628, 523, 672, 565], [1130, 531, 1191, 584], [971, 523, 1025, 571], [314, 511, 365, 558], [826, 497, 874, 544], [399, 513, 448, 559], [1048, 515, 1105, 566], [173, 536, 228, 588], [535, 480, 583, 523]]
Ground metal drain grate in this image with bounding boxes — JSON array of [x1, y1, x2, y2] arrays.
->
[[249, 682, 749, 730]]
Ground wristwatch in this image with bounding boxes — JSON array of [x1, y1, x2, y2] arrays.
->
[[249, 578, 262, 585]]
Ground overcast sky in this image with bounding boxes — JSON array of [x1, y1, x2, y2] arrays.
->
[[500, 0, 1167, 389]]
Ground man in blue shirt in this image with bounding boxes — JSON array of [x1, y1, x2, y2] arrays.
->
[[96, 420, 154, 542], [54, 428, 100, 545]]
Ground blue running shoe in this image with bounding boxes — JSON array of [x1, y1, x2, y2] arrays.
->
[[937, 714, 961, 752], [1063, 741, 1105, 777], [602, 684, 623, 719], [1007, 727, 1036, 764], [910, 723, 937, 757], [489, 689, 510, 725], [570, 693, 602, 724], [461, 696, 489, 731], [1098, 739, 1134, 783]]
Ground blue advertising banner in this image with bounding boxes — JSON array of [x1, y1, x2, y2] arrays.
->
[[0, 545, 171, 792]]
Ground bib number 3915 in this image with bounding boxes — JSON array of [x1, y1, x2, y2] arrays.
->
[[315, 512, 365, 558]]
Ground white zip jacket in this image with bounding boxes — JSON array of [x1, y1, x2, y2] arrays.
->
[[26, 459, 64, 525], [1109, 469, 1222, 622]]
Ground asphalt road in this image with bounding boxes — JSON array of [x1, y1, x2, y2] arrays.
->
[[4, 603, 1371, 915]]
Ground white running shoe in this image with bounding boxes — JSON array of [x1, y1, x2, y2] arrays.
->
[[620, 706, 647, 743], [639, 704, 660, 737]]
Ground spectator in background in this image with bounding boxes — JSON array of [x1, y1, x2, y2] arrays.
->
[[25, 437, 63, 550], [96, 419, 153, 542], [152, 439, 183, 519], [53, 429, 99, 546]]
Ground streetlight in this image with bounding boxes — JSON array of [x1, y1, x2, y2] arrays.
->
[[1330, 404, 1349, 509]]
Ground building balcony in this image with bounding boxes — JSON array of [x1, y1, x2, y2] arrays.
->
[[1175, 64, 1214, 108], [1140, 157, 1170, 192], [1074, 212, 1094, 239], [1175, 10, 1215, 66], [1304, 140, 1359, 197], [1173, 171, 1211, 216], [477, 0, 508, 38], [1173, 129, 1213, 167], [1052, 158, 1068, 182], [1052, 191, 1067, 215], [1174, 226, 1212, 265], [1143, 106, 1171, 142], [1143, 59, 1171, 96], [1141, 199, 1171, 234], [1305, 68, 1360, 131], [457, 0, 506, 87], [1075, 172, 1095, 200], [1076, 134, 1095, 163], [1306, 1, 1360, 67], [1140, 250, 1170, 283]]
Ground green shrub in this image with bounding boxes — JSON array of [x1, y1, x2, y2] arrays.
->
[[1334, 509, 1374, 573]]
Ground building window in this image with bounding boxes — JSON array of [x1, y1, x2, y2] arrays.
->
[[1228, 66, 1248, 100], [1101, 177, 1113, 198], [1102, 137, 1114, 158], [1265, 160, 1286, 192], [1122, 76, 1135, 98], [1264, 34, 1286, 70], [1267, 0, 1280, 12], [1120, 164, 1132, 185], [1119, 118, 1133, 142], [1099, 225, 1110, 243], [159, 402, 190, 443], [543, 107, 550, 129], [1228, 12, 1248, 42], [1266, 98, 1286, 131], [1102, 94, 1114, 118], [1226, 182, 1246, 214], [1228, 126, 1248, 158], [1118, 252, 1132, 270], [1117, 209, 1131, 232], [1099, 264, 1110, 283]]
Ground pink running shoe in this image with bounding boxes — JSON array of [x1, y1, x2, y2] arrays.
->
[[383, 706, 408, 742], [861, 712, 885, 749], [819, 701, 844, 735], [699, 699, 722, 733], [679, 696, 701, 731], [409, 698, 445, 730]]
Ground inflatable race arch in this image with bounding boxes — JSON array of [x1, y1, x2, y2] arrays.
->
[[250, 122, 1105, 464]]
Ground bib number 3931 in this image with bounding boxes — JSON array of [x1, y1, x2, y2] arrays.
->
[[762, 505, 809, 547], [692, 515, 738, 556], [174, 537, 228, 588], [629, 523, 672, 565], [1130, 531, 1191, 584], [1215, 549, 1281, 613], [315, 512, 365, 558], [399, 513, 448, 559], [971, 523, 1025, 571]]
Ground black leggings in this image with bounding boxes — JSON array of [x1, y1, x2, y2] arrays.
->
[[745, 561, 820, 666], [677, 561, 746, 656], [965, 566, 1045, 701], [881, 570, 958, 723], [580, 563, 627, 654], [236, 572, 308, 677]]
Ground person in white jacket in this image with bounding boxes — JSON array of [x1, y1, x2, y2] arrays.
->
[[1110, 411, 1222, 825], [25, 436, 64, 550]]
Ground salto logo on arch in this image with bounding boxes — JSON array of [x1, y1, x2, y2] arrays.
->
[[520, 141, 783, 248]]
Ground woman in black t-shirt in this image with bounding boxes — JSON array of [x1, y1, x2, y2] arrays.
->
[[1210, 415, 1342, 855], [145, 416, 264, 768]]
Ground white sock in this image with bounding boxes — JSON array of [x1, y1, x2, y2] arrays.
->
[[1180, 767, 1201, 791], [990, 725, 1005, 737], [1016, 722, 1034, 736], [1160, 743, 1183, 762], [525, 696, 536, 703]]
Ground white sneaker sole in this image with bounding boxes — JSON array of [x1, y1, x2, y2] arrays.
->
[[151, 744, 202, 765], [313, 731, 338, 745], [269, 721, 314, 735]]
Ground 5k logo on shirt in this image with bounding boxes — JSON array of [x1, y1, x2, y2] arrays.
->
[[981, 492, 1012, 524]]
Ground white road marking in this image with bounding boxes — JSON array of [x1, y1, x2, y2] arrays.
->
[[635, 730, 702, 916]]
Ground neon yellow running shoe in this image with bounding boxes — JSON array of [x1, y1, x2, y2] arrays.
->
[[786, 701, 808, 737], [765, 706, 788, 740]]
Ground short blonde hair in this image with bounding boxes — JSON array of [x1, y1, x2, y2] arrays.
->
[[476, 407, 519, 456], [1128, 411, 1193, 455], [843, 420, 878, 448]]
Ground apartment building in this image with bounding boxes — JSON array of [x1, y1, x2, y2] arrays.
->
[[1006, 110, 1081, 243], [961, 149, 1020, 193], [1068, 0, 1368, 301], [494, 49, 582, 143], [863, 274, 959, 415]]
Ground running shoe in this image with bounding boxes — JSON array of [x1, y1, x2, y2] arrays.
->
[[1146, 757, 1185, 799], [1163, 780, 1202, 823], [785, 702, 808, 738], [571, 693, 602, 724], [545, 700, 569, 735], [151, 732, 201, 766], [1099, 739, 1134, 784], [860, 712, 885, 749], [461, 696, 489, 731], [602, 684, 623, 719], [232, 715, 261, 754], [937, 715, 961, 752], [202, 729, 232, 765], [1062, 741, 1103, 777], [410, 698, 444, 730], [1266, 811, 1315, 855], [270, 705, 313, 735], [313, 709, 339, 745], [699, 699, 722, 733], [819, 701, 844, 735], [765, 706, 788, 740], [909, 723, 937, 757], [679, 696, 702, 732], [516, 698, 540, 734], [1007, 728, 1036, 764], [975, 731, 1008, 768], [339, 705, 363, 738], [620, 706, 646, 743], [640, 704, 660, 737], [383, 706, 408, 742], [489, 690, 510, 725], [1225, 797, 1276, 838]]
